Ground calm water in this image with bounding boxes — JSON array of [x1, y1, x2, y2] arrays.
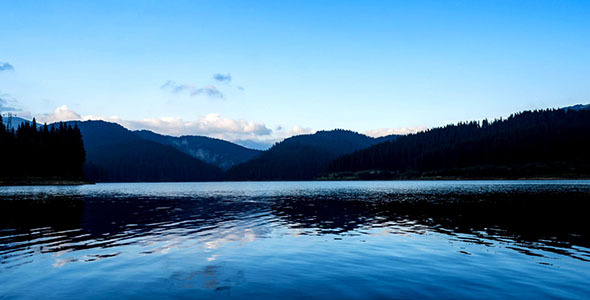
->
[[1, 181, 590, 299]]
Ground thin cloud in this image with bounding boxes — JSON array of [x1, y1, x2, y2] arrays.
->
[[191, 85, 223, 98], [34, 106, 318, 149], [160, 81, 191, 93], [364, 126, 427, 137], [235, 125, 315, 150], [213, 73, 232, 83], [0, 62, 14, 72], [83, 112, 272, 141], [0, 93, 20, 112], [0, 102, 19, 112], [161, 81, 224, 98]]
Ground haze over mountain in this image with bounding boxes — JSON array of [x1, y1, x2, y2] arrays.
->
[[70, 121, 398, 182], [134, 130, 261, 170], [58, 120, 400, 182], [68, 121, 222, 182]]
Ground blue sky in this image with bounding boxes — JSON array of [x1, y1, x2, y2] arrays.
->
[[1, 1, 589, 147]]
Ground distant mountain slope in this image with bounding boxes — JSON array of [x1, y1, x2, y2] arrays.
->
[[70, 120, 143, 149], [226, 129, 392, 180], [374, 134, 399, 144], [563, 104, 590, 111], [135, 130, 261, 170], [67, 121, 222, 182], [1, 116, 41, 130], [328, 108, 590, 179]]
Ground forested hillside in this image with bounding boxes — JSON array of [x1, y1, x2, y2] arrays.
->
[[83, 139, 222, 182], [226, 129, 393, 180], [135, 130, 261, 170], [71, 121, 222, 182], [4, 106, 588, 183], [327, 109, 590, 179]]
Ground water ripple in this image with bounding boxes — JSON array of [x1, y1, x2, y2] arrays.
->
[[1, 181, 590, 299]]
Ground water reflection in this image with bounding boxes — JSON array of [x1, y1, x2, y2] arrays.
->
[[271, 190, 590, 261], [1, 182, 590, 298], [1, 182, 589, 269]]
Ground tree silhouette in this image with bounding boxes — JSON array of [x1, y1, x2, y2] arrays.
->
[[0, 117, 86, 181], [328, 109, 590, 179]]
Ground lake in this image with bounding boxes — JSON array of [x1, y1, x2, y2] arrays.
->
[[1, 181, 589, 299]]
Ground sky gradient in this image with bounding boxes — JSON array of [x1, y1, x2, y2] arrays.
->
[[1, 0, 589, 148]]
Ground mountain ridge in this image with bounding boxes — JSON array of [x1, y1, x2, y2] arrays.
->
[[134, 130, 261, 170], [327, 108, 590, 179], [7, 103, 588, 182], [64, 120, 223, 182], [226, 129, 398, 180]]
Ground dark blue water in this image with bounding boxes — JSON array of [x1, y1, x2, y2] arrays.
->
[[1, 181, 589, 299]]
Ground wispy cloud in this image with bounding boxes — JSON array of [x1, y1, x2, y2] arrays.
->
[[125, 113, 271, 137], [161, 81, 224, 98], [161, 80, 191, 93], [213, 73, 232, 83], [191, 85, 223, 98], [0, 102, 19, 112], [0, 62, 14, 72], [236, 126, 314, 150], [0, 92, 20, 112], [364, 126, 427, 137], [80, 112, 274, 142]]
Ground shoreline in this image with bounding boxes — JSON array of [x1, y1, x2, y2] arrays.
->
[[315, 176, 590, 181], [0, 179, 94, 186], [2, 178, 590, 186]]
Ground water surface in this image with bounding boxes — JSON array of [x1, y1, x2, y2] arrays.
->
[[1, 181, 590, 299]]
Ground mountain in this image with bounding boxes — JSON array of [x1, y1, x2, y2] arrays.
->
[[72, 122, 398, 181], [226, 129, 396, 180], [134, 130, 261, 170], [328, 108, 590, 179], [67, 121, 222, 182], [563, 104, 590, 111], [374, 134, 400, 144], [1, 116, 41, 130]]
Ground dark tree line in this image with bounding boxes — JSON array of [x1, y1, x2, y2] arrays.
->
[[328, 109, 590, 178], [0, 116, 85, 181]]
